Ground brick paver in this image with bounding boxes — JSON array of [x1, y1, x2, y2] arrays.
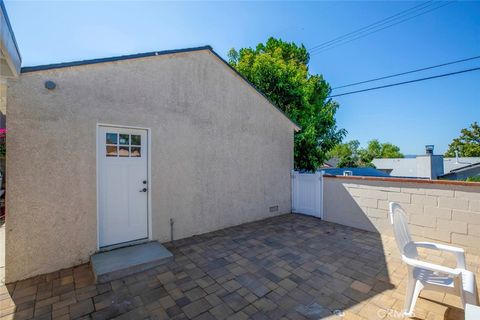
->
[[1, 213, 479, 319]]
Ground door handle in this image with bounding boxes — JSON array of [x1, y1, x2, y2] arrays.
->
[[140, 188, 148, 192]]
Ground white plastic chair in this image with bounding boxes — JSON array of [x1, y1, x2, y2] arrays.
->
[[389, 202, 478, 316]]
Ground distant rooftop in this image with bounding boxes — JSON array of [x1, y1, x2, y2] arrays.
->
[[448, 161, 480, 173], [321, 167, 390, 177], [443, 157, 480, 173]]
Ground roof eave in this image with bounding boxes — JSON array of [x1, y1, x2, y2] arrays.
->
[[0, 0, 21, 78], [21, 46, 213, 73]]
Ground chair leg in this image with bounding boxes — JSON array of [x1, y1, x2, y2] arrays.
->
[[457, 277, 467, 308], [461, 279, 479, 307], [404, 274, 423, 316]]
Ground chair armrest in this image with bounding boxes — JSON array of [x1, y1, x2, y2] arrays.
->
[[414, 241, 465, 253], [402, 255, 462, 277], [414, 242, 466, 269]]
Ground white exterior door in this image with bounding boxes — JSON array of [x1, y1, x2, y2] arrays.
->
[[98, 126, 149, 247]]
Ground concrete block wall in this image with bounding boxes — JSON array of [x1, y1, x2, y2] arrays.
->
[[323, 176, 480, 254]]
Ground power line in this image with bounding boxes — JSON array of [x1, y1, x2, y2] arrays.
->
[[309, 1, 435, 52], [310, 1, 454, 55], [309, 2, 439, 54], [253, 2, 452, 66], [310, 1, 451, 54], [332, 55, 480, 90], [328, 66, 480, 98]]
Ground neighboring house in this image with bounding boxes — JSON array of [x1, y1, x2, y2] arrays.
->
[[374, 155, 480, 180], [439, 162, 480, 181], [373, 156, 444, 179], [320, 157, 340, 168], [321, 167, 390, 177], [5, 46, 299, 282], [373, 145, 480, 180], [444, 156, 480, 174], [371, 145, 468, 179]]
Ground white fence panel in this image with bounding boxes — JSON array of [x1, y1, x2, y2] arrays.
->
[[291, 171, 323, 218]]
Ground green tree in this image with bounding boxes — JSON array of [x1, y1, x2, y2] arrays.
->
[[327, 140, 360, 167], [228, 37, 345, 171], [445, 122, 480, 157], [328, 139, 403, 168], [358, 139, 404, 164]]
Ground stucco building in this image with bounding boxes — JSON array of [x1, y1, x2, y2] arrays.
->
[[5, 46, 299, 282]]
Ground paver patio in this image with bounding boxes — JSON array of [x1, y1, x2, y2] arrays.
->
[[1, 214, 479, 320]]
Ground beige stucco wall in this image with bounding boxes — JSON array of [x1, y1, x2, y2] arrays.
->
[[323, 176, 480, 254], [5, 49, 295, 282]]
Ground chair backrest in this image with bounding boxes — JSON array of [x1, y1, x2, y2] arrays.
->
[[389, 202, 418, 258]]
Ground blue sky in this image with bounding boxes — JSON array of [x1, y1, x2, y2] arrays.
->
[[5, 1, 480, 155]]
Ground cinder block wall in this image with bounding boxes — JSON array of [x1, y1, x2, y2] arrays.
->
[[323, 176, 480, 254]]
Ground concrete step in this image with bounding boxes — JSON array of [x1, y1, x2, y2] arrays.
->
[[91, 241, 173, 283]]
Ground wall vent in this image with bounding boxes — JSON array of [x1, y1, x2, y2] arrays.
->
[[269, 205, 279, 212]]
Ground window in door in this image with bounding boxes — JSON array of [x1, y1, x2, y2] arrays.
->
[[105, 132, 142, 157]]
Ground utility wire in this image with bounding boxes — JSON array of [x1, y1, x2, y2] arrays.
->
[[310, 1, 450, 54], [254, 2, 451, 65], [328, 66, 480, 98], [310, 1, 454, 55], [309, 1, 435, 52], [268, 1, 440, 65], [332, 55, 480, 90]]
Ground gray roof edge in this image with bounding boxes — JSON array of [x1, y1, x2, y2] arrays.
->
[[0, 0, 22, 62], [20, 45, 300, 130], [20, 45, 212, 73], [443, 161, 480, 174]]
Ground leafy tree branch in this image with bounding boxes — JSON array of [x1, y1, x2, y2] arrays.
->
[[445, 122, 480, 157], [228, 37, 345, 171]]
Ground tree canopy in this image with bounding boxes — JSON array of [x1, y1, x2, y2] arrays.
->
[[327, 140, 361, 168], [327, 139, 403, 168], [358, 139, 403, 164], [445, 122, 480, 157], [228, 37, 345, 171]]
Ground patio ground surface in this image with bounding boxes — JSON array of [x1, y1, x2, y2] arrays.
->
[[1, 214, 479, 320]]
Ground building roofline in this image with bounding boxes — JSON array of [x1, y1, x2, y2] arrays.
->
[[442, 161, 480, 175], [0, 0, 21, 62], [21, 46, 212, 73], [20, 45, 300, 130]]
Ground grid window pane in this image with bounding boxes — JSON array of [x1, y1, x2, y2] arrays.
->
[[119, 134, 129, 145], [131, 135, 141, 146], [119, 146, 129, 157], [106, 145, 118, 157], [131, 147, 141, 157], [106, 133, 117, 145]]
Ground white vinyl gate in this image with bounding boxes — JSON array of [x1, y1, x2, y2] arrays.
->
[[291, 171, 323, 218]]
